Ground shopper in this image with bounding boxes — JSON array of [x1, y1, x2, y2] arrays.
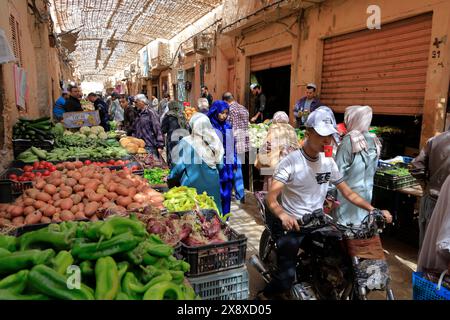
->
[[161, 101, 187, 166], [87, 92, 110, 131], [417, 174, 450, 273], [109, 92, 124, 128], [255, 111, 299, 191], [151, 95, 159, 113], [207, 100, 245, 216], [120, 94, 138, 135], [53, 90, 69, 121], [132, 94, 164, 157], [333, 105, 382, 226], [64, 86, 83, 112], [201, 85, 213, 107], [259, 109, 392, 300], [250, 84, 267, 123], [223, 92, 250, 192], [293, 83, 321, 128], [168, 112, 224, 215], [197, 98, 210, 114], [412, 126, 450, 248], [159, 93, 171, 119]]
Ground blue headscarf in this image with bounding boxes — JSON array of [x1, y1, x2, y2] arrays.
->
[[207, 101, 236, 182]]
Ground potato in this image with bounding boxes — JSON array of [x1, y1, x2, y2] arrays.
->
[[12, 216, 25, 226], [117, 196, 132, 208], [34, 179, 46, 190], [49, 178, 62, 187], [60, 210, 75, 221], [76, 191, 85, 198], [36, 192, 52, 202], [40, 216, 52, 224], [24, 206, 36, 216], [42, 205, 56, 217], [52, 213, 62, 223], [84, 202, 100, 217], [105, 192, 118, 200], [50, 170, 63, 178], [115, 186, 129, 197], [79, 177, 90, 185], [23, 198, 35, 207], [60, 198, 74, 211], [25, 211, 42, 225], [73, 185, 84, 192], [74, 161, 83, 169], [34, 200, 47, 210], [10, 206, 24, 217], [65, 178, 77, 187], [65, 162, 76, 170], [85, 180, 100, 191], [0, 218, 12, 227], [53, 193, 61, 201], [121, 179, 135, 188], [90, 215, 99, 222], [87, 192, 103, 202], [43, 184, 57, 195], [128, 187, 137, 198], [71, 194, 82, 205], [25, 188, 40, 199], [74, 212, 86, 220], [127, 203, 142, 211], [71, 204, 79, 214]]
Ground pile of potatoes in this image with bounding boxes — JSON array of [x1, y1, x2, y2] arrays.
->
[[0, 165, 165, 227]]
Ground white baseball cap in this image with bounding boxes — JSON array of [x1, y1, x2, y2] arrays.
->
[[306, 83, 317, 90], [305, 109, 338, 136], [250, 83, 258, 90]]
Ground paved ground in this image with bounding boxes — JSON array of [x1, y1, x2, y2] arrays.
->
[[228, 192, 418, 300]]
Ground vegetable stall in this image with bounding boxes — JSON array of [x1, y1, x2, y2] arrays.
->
[[0, 117, 249, 300]]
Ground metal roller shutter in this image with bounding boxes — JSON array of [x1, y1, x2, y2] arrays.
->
[[320, 13, 432, 115], [250, 47, 292, 71]]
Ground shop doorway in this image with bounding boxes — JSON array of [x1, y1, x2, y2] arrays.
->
[[250, 65, 291, 120], [185, 68, 195, 107]]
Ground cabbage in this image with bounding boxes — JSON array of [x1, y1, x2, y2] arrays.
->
[[88, 133, 98, 139], [98, 132, 108, 140], [63, 130, 73, 136], [90, 126, 105, 135]]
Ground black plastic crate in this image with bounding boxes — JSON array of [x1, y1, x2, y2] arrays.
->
[[13, 139, 54, 159], [374, 173, 418, 190], [0, 168, 33, 203], [172, 209, 247, 277]]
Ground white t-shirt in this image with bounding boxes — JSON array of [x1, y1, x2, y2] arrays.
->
[[273, 149, 344, 219]]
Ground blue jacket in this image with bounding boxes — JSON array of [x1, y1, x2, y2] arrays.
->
[[293, 97, 321, 118], [168, 138, 223, 215], [53, 96, 66, 120]]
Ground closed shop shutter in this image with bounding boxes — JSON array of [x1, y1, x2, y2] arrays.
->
[[250, 47, 291, 71], [320, 13, 432, 115]]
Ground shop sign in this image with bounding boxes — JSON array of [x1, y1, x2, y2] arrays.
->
[[63, 110, 100, 128]]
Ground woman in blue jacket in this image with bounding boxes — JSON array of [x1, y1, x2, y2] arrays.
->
[[168, 112, 224, 215]]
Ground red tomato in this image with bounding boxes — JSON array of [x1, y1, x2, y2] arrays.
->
[[84, 160, 92, 165], [29, 173, 35, 179], [36, 172, 42, 178], [115, 160, 124, 166], [9, 174, 17, 180], [108, 160, 115, 165], [33, 162, 39, 169], [24, 165, 33, 172], [131, 166, 139, 171], [43, 170, 50, 177], [49, 166, 57, 172], [38, 164, 45, 170], [125, 160, 130, 164]]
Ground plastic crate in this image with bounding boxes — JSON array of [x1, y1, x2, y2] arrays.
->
[[374, 173, 418, 190], [13, 139, 54, 159], [174, 210, 247, 277], [413, 272, 450, 300], [0, 168, 33, 203], [187, 266, 249, 300]]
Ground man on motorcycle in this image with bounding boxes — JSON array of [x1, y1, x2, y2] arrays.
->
[[259, 109, 392, 300]]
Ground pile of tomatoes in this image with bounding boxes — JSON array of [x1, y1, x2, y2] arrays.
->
[[8, 161, 57, 182]]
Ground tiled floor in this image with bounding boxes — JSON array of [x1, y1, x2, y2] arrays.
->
[[227, 192, 418, 300]]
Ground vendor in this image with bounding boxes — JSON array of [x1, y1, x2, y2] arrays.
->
[[255, 111, 299, 191], [168, 112, 224, 215], [132, 94, 164, 158]]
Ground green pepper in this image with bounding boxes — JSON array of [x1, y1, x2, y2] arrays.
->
[[142, 253, 158, 266], [98, 216, 147, 240], [95, 256, 119, 300], [0, 289, 50, 300], [168, 259, 190, 272], [180, 284, 197, 300], [71, 232, 141, 261], [0, 235, 17, 252], [146, 244, 174, 258], [148, 234, 165, 245], [80, 260, 94, 278], [0, 270, 29, 294], [84, 221, 104, 240], [51, 250, 74, 275], [116, 292, 130, 300], [169, 271, 185, 284], [19, 226, 75, 251], [139, 265, 166, 283], [130, 272, 172, 294], [153, 257, 170, 270], [0, 248, 11, 257], [122, 272, 142, 300], [143, 281, 184, 300], [29, 264, 94, 300], [0, 249, 55, 275]]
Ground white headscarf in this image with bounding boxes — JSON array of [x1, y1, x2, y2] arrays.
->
[[272, 111, 289, 124], [344, 105, 382, 156], [184, 112, 224, 168]]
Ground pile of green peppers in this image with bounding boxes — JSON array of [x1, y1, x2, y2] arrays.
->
[[0, 216, 197, 300]]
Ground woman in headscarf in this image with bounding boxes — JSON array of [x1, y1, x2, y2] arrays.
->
[[417, 174, 450, 273], [207, 100, 244, 216], [161, 101, 187, 166], [132, 94, 164, 157], [167, 112, 224, 215], [333, 105, 383, 226], [255, 111, 300, 191]]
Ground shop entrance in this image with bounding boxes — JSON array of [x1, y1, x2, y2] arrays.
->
[[250, 65, 291, 120]]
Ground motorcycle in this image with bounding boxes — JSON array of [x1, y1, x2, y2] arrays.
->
[[250, 191, 395, 300]]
